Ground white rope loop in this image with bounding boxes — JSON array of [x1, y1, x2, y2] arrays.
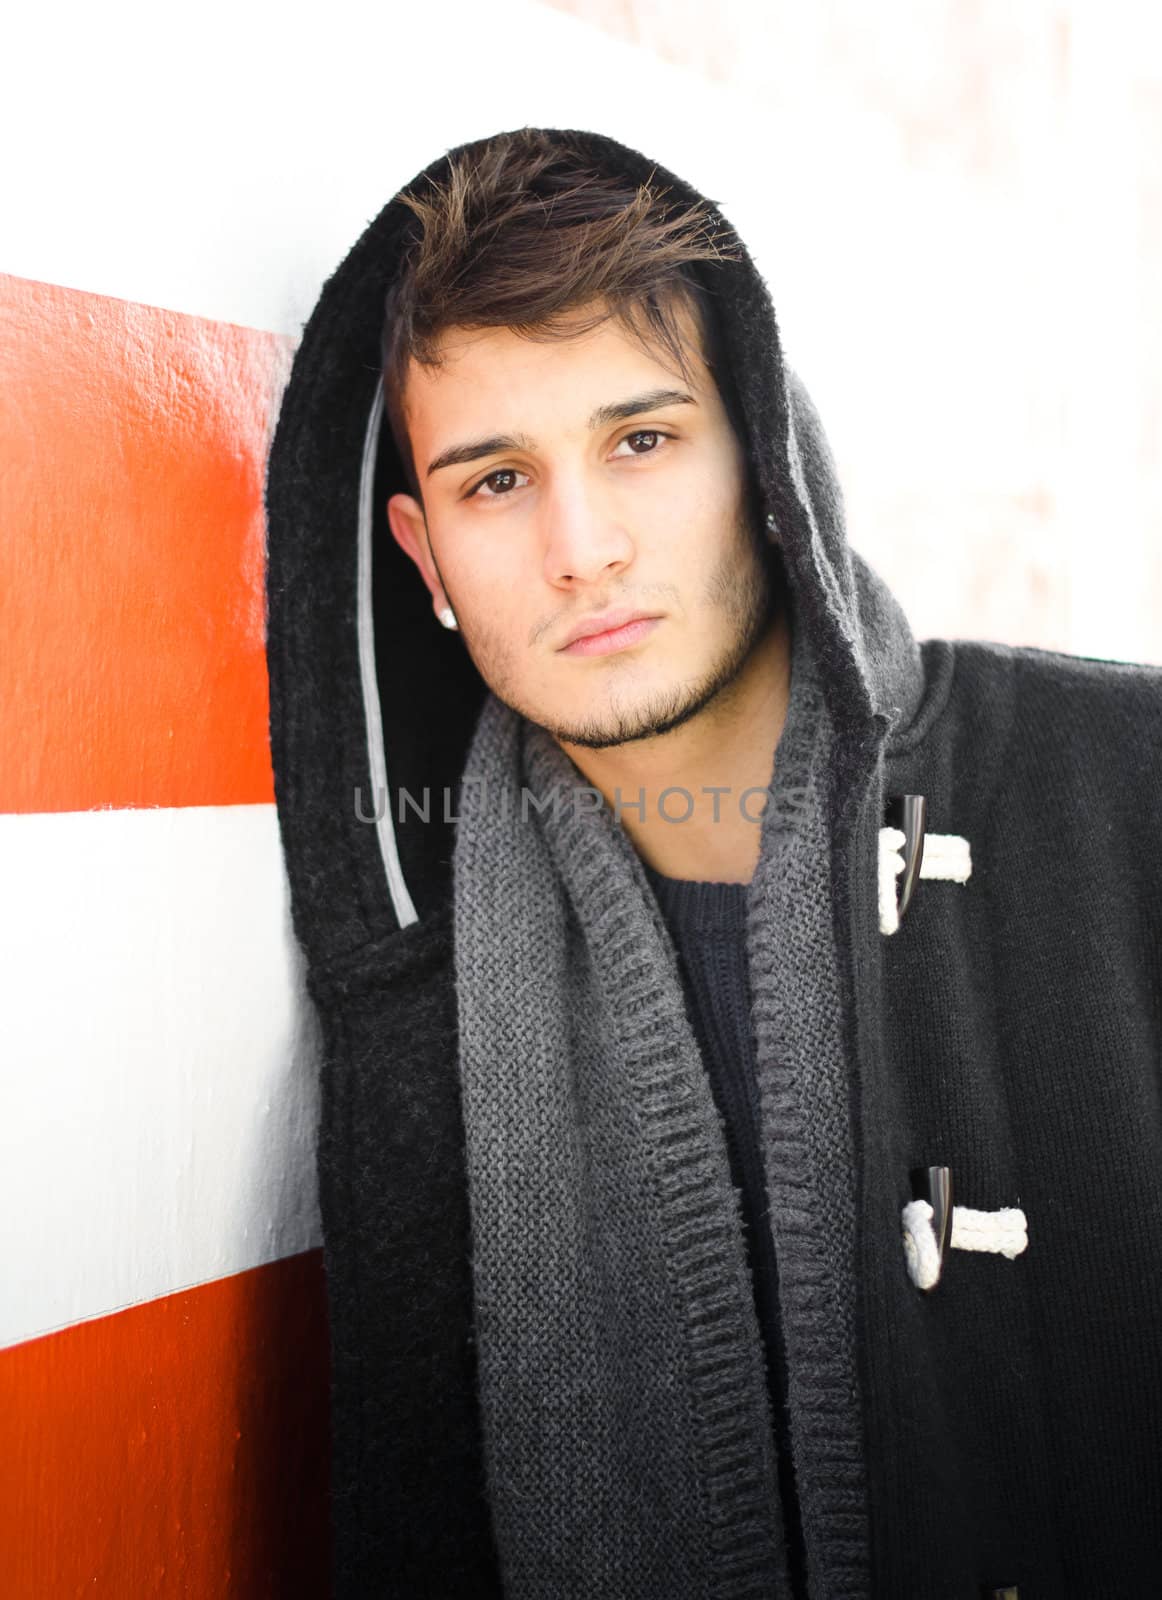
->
[[902, 1199, 943, 1291], [902, 1199, 1029, 1290], [878, 826, 973, 934], [950, 1205, 1028, 1259]]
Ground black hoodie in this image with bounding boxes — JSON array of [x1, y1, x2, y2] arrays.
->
[[264, 126, 1162, 1599]]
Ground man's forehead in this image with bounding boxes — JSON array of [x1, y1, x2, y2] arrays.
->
[[402, 300, 711, 431]]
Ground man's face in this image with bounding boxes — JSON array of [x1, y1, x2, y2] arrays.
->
[[386, 297, 777, 750]]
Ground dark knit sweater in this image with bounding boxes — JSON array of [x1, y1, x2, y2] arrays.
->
[[643, 865, 807, 1600]]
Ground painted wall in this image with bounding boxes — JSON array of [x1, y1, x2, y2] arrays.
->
[[3, 2, 1158, 1594], [0, 275, 329, 1593]]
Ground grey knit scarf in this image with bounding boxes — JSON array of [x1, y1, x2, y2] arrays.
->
[[452, 608, 869, 1600]]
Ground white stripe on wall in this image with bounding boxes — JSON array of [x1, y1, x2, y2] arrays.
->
[[0, 804, 320, 1349]]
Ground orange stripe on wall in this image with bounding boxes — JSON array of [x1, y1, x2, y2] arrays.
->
[[0, 274, 292, 812], [0, 1250, 331, 1598]]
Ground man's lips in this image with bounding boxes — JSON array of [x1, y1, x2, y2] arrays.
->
[[558, 609, 664, 652], [558, 612, 664, 658]]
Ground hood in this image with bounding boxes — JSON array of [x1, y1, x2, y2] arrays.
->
[[264, 125, 926, 968]]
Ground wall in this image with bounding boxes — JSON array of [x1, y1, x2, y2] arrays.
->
[[2, 3, 1158, 1594]]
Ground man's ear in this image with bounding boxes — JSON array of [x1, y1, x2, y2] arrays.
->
[[386, 491, 443, 607]]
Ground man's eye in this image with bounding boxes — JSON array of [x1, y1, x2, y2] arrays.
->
[[615, 429, 667, 456], [467, 467, 530, 500]]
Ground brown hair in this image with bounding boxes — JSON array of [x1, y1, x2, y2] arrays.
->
[[380, 127, 746, 504]]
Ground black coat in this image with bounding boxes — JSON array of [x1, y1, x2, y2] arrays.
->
[[264, 126, 1162, 1599]]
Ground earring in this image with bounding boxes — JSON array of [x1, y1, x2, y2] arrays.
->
[[438, 605, 459, 631]]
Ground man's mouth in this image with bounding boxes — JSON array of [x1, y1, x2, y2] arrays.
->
[[558, 615, 663, 657]]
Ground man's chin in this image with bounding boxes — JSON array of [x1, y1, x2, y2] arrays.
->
[[537, 687, 712, 753]]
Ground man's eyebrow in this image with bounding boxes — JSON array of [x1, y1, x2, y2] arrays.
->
[[588, 387, 697, 429], [424, 388, 697, 478]]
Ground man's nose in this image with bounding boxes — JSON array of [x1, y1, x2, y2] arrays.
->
[[540, 474, 635, 586]]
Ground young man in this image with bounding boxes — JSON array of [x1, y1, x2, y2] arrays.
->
[[264, 127, 1162, 1600]]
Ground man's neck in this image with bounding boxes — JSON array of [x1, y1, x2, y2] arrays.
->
[[556, 606, 793, 885]]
